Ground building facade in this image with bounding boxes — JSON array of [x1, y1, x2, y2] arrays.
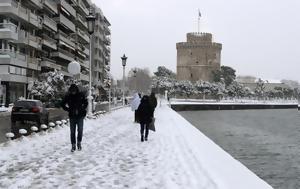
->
[[91, 4, 111, 99], [0, 0, 111, 106], [176, 32, 222, 82]]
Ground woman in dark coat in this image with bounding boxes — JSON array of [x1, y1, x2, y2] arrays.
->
[[136, 95, 152, 142], [149, 92, 157, 117]]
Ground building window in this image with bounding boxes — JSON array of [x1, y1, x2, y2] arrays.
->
[[191, 73, 193, 78]]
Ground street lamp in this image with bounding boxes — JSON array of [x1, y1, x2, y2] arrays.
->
[[86, 8, 96, 116], [133, 69, 137, 92], [121, 54, 127, 106]]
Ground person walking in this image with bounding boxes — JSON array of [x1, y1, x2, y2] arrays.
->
[[131, 93, 141, 123], [61, 84, 88, 152], [137, 95, 152, 142], [149, 92, 157, 118]]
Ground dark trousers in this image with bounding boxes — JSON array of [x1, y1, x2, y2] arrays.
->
[[70, 117, 84, 145], [140, 123, 149, 138]]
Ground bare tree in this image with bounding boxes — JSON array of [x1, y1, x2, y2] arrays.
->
[[127, 68, 152, 94]]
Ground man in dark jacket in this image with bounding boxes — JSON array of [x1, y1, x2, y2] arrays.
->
[[137, 95, 152, 142], [61, 84, 88, 152], [149, 92, 157, 118]]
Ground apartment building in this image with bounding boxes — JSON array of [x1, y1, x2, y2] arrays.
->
[[91, 4, 111, 97], [0, 0, 111, 106]]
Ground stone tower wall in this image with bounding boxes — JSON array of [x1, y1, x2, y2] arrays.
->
[[176, 32, 222, 82]]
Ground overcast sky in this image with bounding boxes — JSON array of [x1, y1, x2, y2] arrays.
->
[[93, 0, 300, 82]]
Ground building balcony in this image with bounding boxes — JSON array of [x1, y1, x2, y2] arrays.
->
[[104, 26, 111, 35], [0, 1, 42, 28], [58, 0, 76, 18], [42, 34, 57, 50], [76, 28, 89, 43], [41, 57, 61, 70], [0, 0, 28, 24], [29, 12, 43, 29], [78, 59, 89, 69], [104, 36, 111, 45], [27, 57, 41, 71], [80, 73, 89, 82], [16, 29, 28, 45], [83, 47, 89, 56], [77, 0, 89, 16], [43, 0, 58, 15], [29, 0, 43, 9], [0, 23, 18, 40], [43, 15, 57, 32], [76, 12, 88, 29], [0, 50, 27, 68], [54, 14, 76, 33], [55, 30, 75, 50], [50, 48, 74, 62], [28, 34, 42, 50]]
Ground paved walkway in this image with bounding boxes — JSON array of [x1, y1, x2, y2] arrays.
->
[[0, 103, 272, 189]]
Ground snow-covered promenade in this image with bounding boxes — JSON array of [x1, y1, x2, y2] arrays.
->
[[0, 103, 273, 189]]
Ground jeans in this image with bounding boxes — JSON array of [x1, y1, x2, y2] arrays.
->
[[70, 117, 84, 145], [140, 123, 149, 138]]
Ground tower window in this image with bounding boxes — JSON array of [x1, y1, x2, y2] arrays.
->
[[191, 73, 193, 78]]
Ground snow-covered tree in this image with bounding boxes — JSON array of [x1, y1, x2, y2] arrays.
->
[[29, 70, 67, 106], [255, 78, 266, 99], [154, 66, 176, 78]]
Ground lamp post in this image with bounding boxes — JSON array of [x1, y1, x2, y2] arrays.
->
[[133, 69, 137, 92], [86, 8, 96, 116], [121, 54, 127, 106]]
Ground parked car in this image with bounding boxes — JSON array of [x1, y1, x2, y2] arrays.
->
[[11, 100, 49, 127]]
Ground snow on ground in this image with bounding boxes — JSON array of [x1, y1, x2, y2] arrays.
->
[[0, 103, 273, 189], [171, 98, 298, 105], [0, 106, 12, 113]]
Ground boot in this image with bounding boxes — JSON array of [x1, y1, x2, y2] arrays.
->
[[145, 136, 148, 141], [141, 135, 144, 142], [71, 144, 76, 152], [77, 142, 82, 151]]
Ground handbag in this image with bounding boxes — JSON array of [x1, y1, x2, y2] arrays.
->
[[149, 117, 156, 132]]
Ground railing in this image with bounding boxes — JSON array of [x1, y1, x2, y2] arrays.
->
[[43, 0, 58, 14], [76, 13, 87, 28], [28, 57, 41, 64], [29, 12, 43, 28], [77, 0, 89, 15], [42, 57, 56, 64], [57, 30, 76, 47], [54, 14, 76, 32], [19, 5, 28, 15], [43, 33, 56, 43], [17, 29, 28, 42], [0, 49, 27, 61], [58, 48, 74, 58], [30, 0, 43, 8], [28, 34, 41, 43], [60, 0, 76, 17], [0, 23, 18, 32], [43, 15, 57, 31], [76, 28, 89, 42], [6, 0, 19, 8]]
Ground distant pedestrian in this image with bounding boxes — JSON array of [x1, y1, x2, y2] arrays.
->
[[61, 84, 88, 152], [149, 92, 158, 117], [137, 95, 152, 142], [131, 93, 141, 123]]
